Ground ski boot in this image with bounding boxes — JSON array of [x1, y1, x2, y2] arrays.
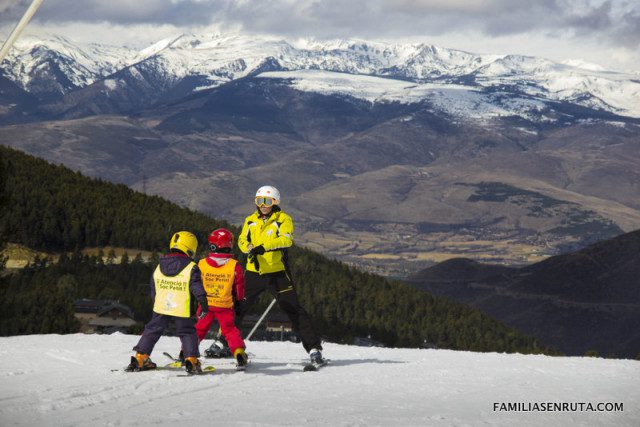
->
[[184, 356, 203, 374], [303, 348, 327, 371], [204, 339, 232, 358], [309, 348, 325, 365], [234, 348, 248, 370], [125, 352, 157, 372]]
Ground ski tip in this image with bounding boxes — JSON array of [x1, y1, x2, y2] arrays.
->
[[178, 366, 216, 377]]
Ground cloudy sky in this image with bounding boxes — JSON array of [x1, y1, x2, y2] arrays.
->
[[1, 0, 638, 71]]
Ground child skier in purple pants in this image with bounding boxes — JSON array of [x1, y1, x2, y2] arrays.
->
[[126, 231, 209, 374]]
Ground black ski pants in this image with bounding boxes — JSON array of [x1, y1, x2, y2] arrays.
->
[[237, 270, 322, 353]]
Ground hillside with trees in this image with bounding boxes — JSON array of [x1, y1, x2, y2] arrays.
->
[[0, 146, 554, 354], [409, 231, 640, 357]]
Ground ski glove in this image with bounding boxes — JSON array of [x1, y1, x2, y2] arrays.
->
[[248, 245, 265, 256], [234, 299, 246, 317], [197, 298, 209, 320]]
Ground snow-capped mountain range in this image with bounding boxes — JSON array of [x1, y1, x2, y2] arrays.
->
[[2, 33, 640, 279], [2, 33, 639, 121]]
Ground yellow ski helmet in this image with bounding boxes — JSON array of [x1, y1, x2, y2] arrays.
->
[[169, 231, 198, 257]]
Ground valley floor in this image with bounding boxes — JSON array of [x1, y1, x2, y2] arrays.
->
[[0, 334, 638, 426]]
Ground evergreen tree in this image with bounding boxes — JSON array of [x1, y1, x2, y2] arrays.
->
[[0, 155, 8, 271]]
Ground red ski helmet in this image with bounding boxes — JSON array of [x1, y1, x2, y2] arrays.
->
[[208, 228, 234, 251]]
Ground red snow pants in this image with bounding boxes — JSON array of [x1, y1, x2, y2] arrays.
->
[[195, 306, 245, 353]]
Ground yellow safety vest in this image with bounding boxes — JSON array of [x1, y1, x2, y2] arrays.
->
[[152, 261, 195, 318], [198, 258, 236, 309]]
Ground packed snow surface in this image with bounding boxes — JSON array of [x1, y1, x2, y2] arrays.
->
[[0, 334, 638, 426]]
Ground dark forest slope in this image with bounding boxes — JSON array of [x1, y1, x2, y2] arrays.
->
[[0, 146, 552, 354], [410, 231, 640, 357]]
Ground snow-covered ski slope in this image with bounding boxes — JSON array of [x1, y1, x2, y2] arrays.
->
[[0, 334, 638, 426]]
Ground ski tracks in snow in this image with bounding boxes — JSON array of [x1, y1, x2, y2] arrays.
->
[[0, 334, 638, 426]]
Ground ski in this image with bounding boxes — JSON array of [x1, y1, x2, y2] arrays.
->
[[159, 352, 185, 368], [121, 364, 216, 374], [303, 359, 329, 372], [163, 352, 181, 363], [120, 353, 216, 374], [120, 365, 181, 372], [177, 366, 216, 377]]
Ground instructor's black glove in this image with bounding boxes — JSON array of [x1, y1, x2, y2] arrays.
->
[[234, 299, 246, 317], [197, 298, 209, 320], [248, 245, 265, 256]]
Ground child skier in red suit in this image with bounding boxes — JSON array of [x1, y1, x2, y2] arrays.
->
[[195, 228, 248, 368]]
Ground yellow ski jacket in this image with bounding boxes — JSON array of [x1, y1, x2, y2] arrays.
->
[[238, 209, 294, 274]]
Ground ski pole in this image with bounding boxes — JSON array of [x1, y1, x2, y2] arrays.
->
[[0, 0, 45, 63], [246, 298, 277, 341]]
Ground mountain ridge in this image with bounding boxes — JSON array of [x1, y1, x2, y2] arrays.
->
[[409, 229, 640, 357], [1, 32, 639, 276], [2, 33, 639, 120]]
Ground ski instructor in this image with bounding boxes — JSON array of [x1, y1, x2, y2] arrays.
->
[[217, 185, 325, 365]]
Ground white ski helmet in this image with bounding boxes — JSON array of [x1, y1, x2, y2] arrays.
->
[[255, 185, 281, 205]]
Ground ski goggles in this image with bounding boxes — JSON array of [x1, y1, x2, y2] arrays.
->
[[255, 196, 276, 207]]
